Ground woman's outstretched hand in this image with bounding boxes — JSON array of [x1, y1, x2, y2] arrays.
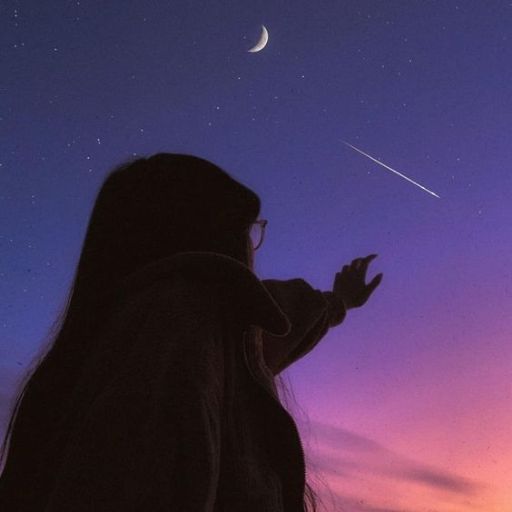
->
[[332, 254, 383, 310]]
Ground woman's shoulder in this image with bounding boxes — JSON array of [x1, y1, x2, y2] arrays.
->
[[114, 251, 291, 337]]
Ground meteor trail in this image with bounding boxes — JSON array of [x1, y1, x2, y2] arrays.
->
[[342, 141, 440, 199]]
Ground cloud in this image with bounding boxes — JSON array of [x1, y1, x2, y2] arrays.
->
[[327, 491, 415, 512], [305, 420, 385, 453], [398, 467, 479, 495], [299, 420, 488, 512], [302, 421, 482, 494], [305, 450, 361, 478]]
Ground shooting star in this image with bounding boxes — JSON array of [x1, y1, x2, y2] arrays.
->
[[343, 141, 440, 199]]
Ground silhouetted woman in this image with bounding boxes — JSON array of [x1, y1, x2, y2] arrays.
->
[[0, 154, 382, 511]]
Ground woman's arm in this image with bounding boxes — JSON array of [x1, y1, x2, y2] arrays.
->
[[260, 255, 382, 376], [260, 279, 346, 376]]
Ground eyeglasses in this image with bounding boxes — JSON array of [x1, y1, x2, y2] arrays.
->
[[249, 219, 268, 250]]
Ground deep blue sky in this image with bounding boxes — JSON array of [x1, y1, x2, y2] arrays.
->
[[2, 2, 512, 510]]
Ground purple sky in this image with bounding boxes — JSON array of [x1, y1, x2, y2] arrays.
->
[[2, 1, 511, 510]]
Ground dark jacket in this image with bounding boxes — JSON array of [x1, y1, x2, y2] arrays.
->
[[20, 251, 345, 511]]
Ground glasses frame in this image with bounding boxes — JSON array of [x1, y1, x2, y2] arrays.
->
[[250, 219, 268, 250]]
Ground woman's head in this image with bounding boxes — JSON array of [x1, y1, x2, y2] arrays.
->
[[76, 153, 261, 301]]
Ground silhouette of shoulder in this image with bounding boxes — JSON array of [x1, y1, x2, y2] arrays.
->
[[115, 251, 291, 337]]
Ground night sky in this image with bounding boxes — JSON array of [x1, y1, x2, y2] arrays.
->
[[2, 1, 511, 510]]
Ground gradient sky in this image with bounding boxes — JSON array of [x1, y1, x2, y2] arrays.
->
[[2, 1, 511, 510]]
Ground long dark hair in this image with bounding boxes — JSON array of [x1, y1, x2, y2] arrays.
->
[[0, 153, 321, 511]]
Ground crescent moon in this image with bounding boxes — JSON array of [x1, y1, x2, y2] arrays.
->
[[248, 25, 269, 53]]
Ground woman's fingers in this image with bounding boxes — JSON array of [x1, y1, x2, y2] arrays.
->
[[351, 254, 377, 268], [367, 273, 383, 294], [349, 258, 361, 270], [335, 266, 350, 279], [333, 257, 382, 308], [337, 255, 379, 284], [334, 267, 349, 288], [360, 254, 378, 279]]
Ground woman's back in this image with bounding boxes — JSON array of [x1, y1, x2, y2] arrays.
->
[[1, 251, 307, 511]]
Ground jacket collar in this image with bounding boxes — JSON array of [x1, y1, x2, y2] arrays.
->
[[116, 251, 291, 337]]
